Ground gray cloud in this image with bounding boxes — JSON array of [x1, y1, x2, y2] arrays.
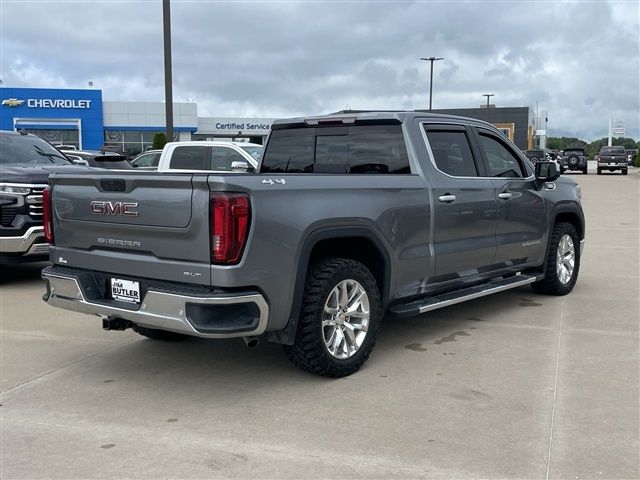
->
[[1, 0, 638, 140]]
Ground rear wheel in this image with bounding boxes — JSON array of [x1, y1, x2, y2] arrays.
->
[[582, 167, 588, 174], [622, 169, 628, 175], [132, 325, 187, 341], [532, 222, 580, 296], [597, 168, 602, 175], [284, 258, 382, 377]]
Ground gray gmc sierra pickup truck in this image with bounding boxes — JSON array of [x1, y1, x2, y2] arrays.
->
[[41, 112, 585, 377]]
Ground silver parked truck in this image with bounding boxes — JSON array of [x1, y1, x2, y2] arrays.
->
[[42, 112, 585, 377]]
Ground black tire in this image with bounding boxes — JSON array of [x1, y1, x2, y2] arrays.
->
[[132, 324, 187, 341], [622, 169, 628, 175], [284, 258, 382, 378], [532, 222, 580, 296], [597, 168, 602, 175], [582, 167, 588, 175], [559, 167, 565, 174]]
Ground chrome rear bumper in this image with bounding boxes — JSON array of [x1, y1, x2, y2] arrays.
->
[[42, 269, 269, 338]]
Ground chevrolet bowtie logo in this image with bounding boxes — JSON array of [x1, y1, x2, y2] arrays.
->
[[1, 98, 25, 107]]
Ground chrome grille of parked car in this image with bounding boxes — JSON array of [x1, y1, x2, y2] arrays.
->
[[26, 185, 47, 220]]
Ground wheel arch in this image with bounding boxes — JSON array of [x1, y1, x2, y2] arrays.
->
[[554, 209, 584, 241], [267, 225, 392, 345], [538, 205, 585, 278]]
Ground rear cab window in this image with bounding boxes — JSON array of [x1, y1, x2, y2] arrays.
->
[[261, 124, 410, 174], [600, 146, 626, 154]]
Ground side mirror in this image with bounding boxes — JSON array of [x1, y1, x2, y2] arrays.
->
[[231, 160, 250, 173], [535, 161, 560, 181], [68, 156, 89, 166]]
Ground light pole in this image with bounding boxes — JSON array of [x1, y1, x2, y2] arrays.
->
[[420, 57, 444, 111], [163, 0, 174, 141], [482, 93, 494, 122]]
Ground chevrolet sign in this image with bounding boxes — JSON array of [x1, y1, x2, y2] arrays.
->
[[1, 98, 92, 108], [27, 99, 92, 109], [1, 98, 25, 107]]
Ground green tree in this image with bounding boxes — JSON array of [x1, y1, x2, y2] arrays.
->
[[635, 150, 640, 168], [547, 137, 586, 150], [152, 132, 168, 150]]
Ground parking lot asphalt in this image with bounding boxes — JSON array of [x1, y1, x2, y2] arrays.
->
[[1, 169, 638, 479]]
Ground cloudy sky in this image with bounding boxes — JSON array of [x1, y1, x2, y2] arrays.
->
[[1, 0, 638, 140]]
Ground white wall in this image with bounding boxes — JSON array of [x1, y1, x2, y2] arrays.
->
[[103, 101, 198, 129]]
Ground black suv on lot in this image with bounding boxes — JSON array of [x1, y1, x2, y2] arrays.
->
[[0, 130, 86, 263], [559, 147, 588, 175]]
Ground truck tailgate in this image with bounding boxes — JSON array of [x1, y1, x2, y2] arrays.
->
[[49, 172, 213, 284]]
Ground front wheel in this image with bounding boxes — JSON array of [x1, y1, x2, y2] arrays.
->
[[532, 222, 580, 296], [597, 168, 602, 175], [622, 169, 628, 175], [284, 258, 382, 377]]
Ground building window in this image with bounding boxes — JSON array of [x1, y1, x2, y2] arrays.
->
[[23, 129, 80, 149], [104, 130, 177, 156]]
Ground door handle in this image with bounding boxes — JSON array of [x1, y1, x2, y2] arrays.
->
[[498, 191, 513, 200], [438, 194, 457, 203]]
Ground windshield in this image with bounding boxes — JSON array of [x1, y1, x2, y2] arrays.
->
[[239, 145, 263, 161], [564, 149, 584, 154], [0, 133, 72, 166]]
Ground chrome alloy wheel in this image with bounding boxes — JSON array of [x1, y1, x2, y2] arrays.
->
[[322, 279, 370, 359], [556, 234, 576, 285]]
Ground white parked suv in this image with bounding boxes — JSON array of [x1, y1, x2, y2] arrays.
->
[[154, 142, 262, 173]]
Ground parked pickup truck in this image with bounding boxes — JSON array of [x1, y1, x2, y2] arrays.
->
[[130, 142, 262, 172], [41, 112, 585, 377], [0, 130, 86, 263], [597, 146, 629, 175]]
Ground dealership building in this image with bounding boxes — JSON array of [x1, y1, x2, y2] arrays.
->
[[1, 86, 544, 155], [0, 87, 275, 155]]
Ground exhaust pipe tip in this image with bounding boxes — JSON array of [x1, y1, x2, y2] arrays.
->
[[242, 336, 260, 348]]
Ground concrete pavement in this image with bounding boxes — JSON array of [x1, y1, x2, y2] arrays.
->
[[1, 170, 638, 479]]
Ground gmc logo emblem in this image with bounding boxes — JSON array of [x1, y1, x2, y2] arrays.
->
[[90, 201, 139, 217]]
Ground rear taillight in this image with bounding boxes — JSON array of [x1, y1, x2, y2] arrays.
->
[[210, 193, 250, 264], [42, 186, 54, 244]]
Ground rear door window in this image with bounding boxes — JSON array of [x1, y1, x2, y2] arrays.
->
[[169, 146, 211, 170], [424, 129, 478, 177]]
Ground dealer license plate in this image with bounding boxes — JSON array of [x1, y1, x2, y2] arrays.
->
[[111, 278, 140, 304]]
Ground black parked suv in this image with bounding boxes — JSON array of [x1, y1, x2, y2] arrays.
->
[[0, 130, 86, 263], [559, 147, 588, 174]]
